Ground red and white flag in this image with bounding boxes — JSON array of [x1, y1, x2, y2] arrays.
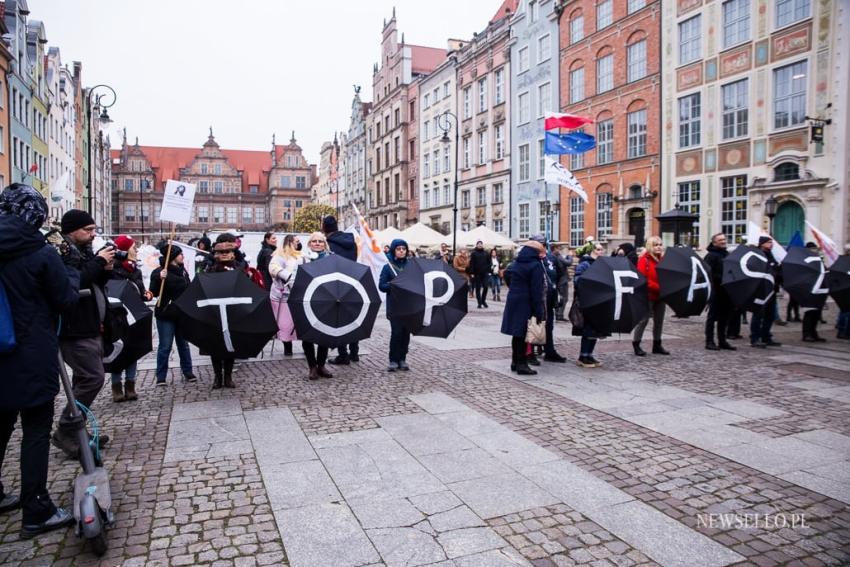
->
[[806, 221, 840, 266], [544, 112, 594, 131]]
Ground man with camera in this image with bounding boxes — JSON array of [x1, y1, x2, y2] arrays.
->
[[51, 210, 113, 458]]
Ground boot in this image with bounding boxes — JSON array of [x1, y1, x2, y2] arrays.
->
[[705, 340, 719, 351], [212, 364, 223, 390], [283, 341, 293, 356], [632, 341, 647, 357], [317, 366, 334, 378], [652, 341, 670, 355], [223, 368, 235, 388], [308, 367, 320, 380], [515, 360, 537, 375], [124, 381, 138, 401], [111, 383, 125, 403]]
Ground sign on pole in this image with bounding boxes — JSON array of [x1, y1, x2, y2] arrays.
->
[[159, 180, 196, 225]]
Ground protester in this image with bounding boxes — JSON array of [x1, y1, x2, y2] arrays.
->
[[469, 240, 491, 309], [553, 245, 572, 321], [323, 215, 360, 365], [453, 249, 472, 298], [269, 235, 303, 357], [107, 235, 152, 402], [433, 242, 452, 264], [532, 235, 567, 363], [615, 242, 638, 266], [380, 239, 413, 372], [801, 242, 826, 342], [786, 298, 801, 323], [574, 243, 606, 367], [51, 209, 113, 458], [574, 235, 595, 258], [703, 233, 737, 351], [256, 231, 277, 291], [489, 249, 503, 302], [149, 243, 197, 386], [632, 236, 669, 356], [0, 184, 78, 538], [750, 236, 782, 348], [500, 240, 546, 375], [302, 232, 334, 380]]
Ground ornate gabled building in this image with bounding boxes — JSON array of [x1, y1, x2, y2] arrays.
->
[[110, 130, 316, 241], [342, 87, 371, 229]]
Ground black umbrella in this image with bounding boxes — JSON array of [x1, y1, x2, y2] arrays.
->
[[827, 255, 850, 311], [175, 270, 277, 359], [388, 258, 468, 337], [781, 248, 829, 309], [576, 256, 648, 335], [287, 255, 381, 348], [103, 280, 153, 373], [721, 245, 775, 311], [656, 247, 712, 317]]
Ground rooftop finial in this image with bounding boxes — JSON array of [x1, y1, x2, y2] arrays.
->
[[290, 130, 296, 144], [209, 126, 214, 139]]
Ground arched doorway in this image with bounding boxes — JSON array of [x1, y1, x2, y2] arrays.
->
[[773, 200, 804, 245], [628, 208, 646, 247]]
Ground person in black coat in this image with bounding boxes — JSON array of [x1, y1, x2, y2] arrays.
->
[[574, 244, 608, 367], [379, 238, 412, 372], [500, 241, 546, 375], [532, 235, 567, 363], [256, 232, 277, 291], [750, 236, 782, 348], [323, 215, 361, 365], [0, 184, 78, 538], [469, 240, 491, 309], [703, 233, 737, 351], [615, 242, 638, 266]]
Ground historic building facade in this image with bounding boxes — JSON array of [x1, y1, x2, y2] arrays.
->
[[557, 0, 662, 248], [46, 46, 77, 221], [342, 89, 371, 228], [661, 0, 849, 248], [0, 8, 12, 189], [5, 0, 33, 188], [510, 0, 560, 240], [315, 134, 341, 214]]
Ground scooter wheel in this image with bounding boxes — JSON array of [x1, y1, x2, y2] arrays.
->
[[90, 532, 108, 556]]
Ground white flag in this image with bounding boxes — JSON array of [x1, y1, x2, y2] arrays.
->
[[806, 221, 840, 266], [746, 221, 787, 262], [544, 157, 588, 202]]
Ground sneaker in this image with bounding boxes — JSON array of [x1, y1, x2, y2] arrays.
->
[[543, 352, 567, 363], [387, 362, 398, 372], [587, 356, 603, 367], [20, 508, 74, 539], [329, 356, 351, 365], [398, 361, 410, 371], [0, 494, 20, 514], [155, 379, 167, 387], [183, 373, 198, 383], [577, 357, 595, 368]]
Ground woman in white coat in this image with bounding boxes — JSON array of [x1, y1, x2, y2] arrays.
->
[[269, 234, 304, 356]]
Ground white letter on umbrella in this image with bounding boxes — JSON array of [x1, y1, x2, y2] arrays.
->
[[423, 271, 455, 327], [613, 270, 638, 320], [197, 297, 253, 352], [303, 274, 372, 337], [103, 304, 137, 363], [805, 256, 829, 295], [688, 256, 712, 303], [740, 251, 775, 305]]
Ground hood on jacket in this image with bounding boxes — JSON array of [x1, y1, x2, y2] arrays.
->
[[389, 238, 409, 265], [516, 245, 542, 262], [618, 242, 635, 256], [327, 231, 357, 254], [0, 215, 46, 261], [261, 241, 277, 251], [706, 243, 728, 256]]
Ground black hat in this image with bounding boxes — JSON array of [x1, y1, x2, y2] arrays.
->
[[159, 242, 183, 259], [0, 183, 47, 228], [61, 209, 96, 234], [757, 236, 772, 247], [805, 241, 817, 249], [322, 215, 338, 234]]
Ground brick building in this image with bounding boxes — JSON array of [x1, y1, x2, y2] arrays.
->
[[557, 0, 661, 248]]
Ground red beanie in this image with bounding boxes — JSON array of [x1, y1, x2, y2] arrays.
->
[[114, 234, 135, 251]]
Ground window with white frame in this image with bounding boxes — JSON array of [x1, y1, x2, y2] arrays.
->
[[197, 205, 209, 223], [518, 46, 530, 73], [214, 181, 224, 193], [494, 68, 505, 104], [443, 81, 451, 98], [495, 125, 505, 159], [628, 0, 646, 14], [678, 93, 701, 148], [538, 34, 551, 63], [722, 79, 749, 139], [477, 187, 486, 206], [243, 208, 253, 224], [538, 139, 546, 178], [124, 203, 136, 221], [776, 0, 810, 28], [557, 67, 577, 111], [434, 149, 441, 175], [424, 153, 430, 178], [519, 203, 530, 238], [518, 144, 530, 182], [201, 163, 208, 174], [478, 78, 487, 113], [463, 137, 471, 168], [493, 183, 503, 203], [570, 149, 584, 171], [518, 91, 530, 124], [627, 109, 647, 158], [214, 163, 222, 175], [529, 0, 538, 22], [597, 119, 614, 164], [478, 131, 487, 165], [444, 146, 450, 171], [424, 120, 430, 140], [597, 54, 613, 93], [493, 219, 504, 233], [721, 175, 747, 243], [679, 16, 702, 65], [537, 82, 551, 117], [443, 184, 450, 205], [423, 93, 430, 109], [569, 197, 585, 247], [627, 40, 647, 82], [227, 207, 237, 224], [570, 15, 584, 44], [723, 0, 750, 48], [596, 193, 612, 240], [423, 188, 430, 209], [214, 206, 224, 223], [433, 186, 441, 206], [463, 87, 471, 119], [255, 208, 265, 225], [773, 61, 807, 129], [462, 190, 470, 208], [597, 0, 613, 29], [539, 201, 549, 233], [677, 181, 701, 244]]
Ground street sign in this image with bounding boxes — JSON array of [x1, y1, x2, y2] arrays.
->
[[159, 180, 196, 225]]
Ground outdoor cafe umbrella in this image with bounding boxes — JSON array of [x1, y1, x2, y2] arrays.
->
[[103, 279, 153, 373], [722, 245, 775, 311], [175, 270, 277, 359], [781, 247, 829, 309], [575, 256, 648, 335], [656, 247, 712, 317], [388, 258, 468, 337], [287, 254, 381, 348], [827, 255, 850, 311]]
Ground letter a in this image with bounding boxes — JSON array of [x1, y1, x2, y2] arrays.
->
[[688, 256, 712, 303]]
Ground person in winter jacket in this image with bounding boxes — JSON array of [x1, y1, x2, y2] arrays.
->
[[615, 242, 638, 266], [452, 249, 472, 298], [632, 236, 669, 356], [323, 216, 360, 364], [469, 240, 491, 308], [379, 238, 412, 371], [750, 236, 782, 348], [107, 235, 152, 402], [149, 243, 196, 385], [269, 234, 304, 357], [488, 249, 503, 301], [500, 241, 546, 375], [256, 232, 277, 291], [301, 232, 334, 380], [553, 245, 573, 320], [0, 184, 78, 539], [574, 243, 606, 367], [703, 233, 737, 351]]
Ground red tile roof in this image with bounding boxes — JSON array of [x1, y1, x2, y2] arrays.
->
[[410, 45, 447, 75], [491, 0, 518, 23]]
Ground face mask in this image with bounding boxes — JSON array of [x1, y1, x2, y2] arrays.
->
[[295, 242, 303, 251]]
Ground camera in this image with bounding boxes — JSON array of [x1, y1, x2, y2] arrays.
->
[[101, 242, 128, 260]]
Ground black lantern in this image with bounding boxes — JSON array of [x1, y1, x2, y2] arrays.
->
[[764, 195, 778, 219]]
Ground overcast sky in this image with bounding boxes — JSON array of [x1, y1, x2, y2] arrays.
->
[[32, 0, 497, 164]]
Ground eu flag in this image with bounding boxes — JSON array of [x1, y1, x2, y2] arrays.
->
[[544, 131, 597, 155]]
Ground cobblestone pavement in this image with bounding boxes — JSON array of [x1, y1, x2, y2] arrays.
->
[[0, 299, 848, 566]]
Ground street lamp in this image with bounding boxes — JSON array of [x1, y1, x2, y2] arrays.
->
[[764, 195, 778, 234], [438, 110, 460, 256], [85, 84, 116, 218]]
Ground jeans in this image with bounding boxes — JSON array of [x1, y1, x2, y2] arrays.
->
[[750, 296, 777, 344], [633, 300, 666, 343], [838, 311, 850, 337], [389, 319, 411, 363], [155, 318, 193, 381], [579, 327, 597, 357], [58, 337, 105, 434], [111, 361, 138, 385], [488, 274, 501, 296], [303, 342, 328, 368], [473, 275, 489, 306]]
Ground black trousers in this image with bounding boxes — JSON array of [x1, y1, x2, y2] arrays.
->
[[58, 337, 105, 434], [802, 309, 821, 338], [337, 342, 359, 358], [0, 401, 57, 524], [511, 336, 527, 364], [389, 319, 411, 363], [211, 356, 235, 377], [302, 342, 328, 368], [473, 275, 489, 306], [787, 299, 800, 321], [705, 293, 732, 343], [545, 290, 558, 354]]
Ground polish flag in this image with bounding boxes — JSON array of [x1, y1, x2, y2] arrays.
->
[[544, 112, 594, 130], [806, 221, 840, 266]]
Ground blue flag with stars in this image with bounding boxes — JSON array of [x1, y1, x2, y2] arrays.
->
[[544, 131, 597, 155]]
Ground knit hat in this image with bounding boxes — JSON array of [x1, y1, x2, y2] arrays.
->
[[0, 183, 47, 228], [61, 209, 96, 234], [158, 242, 182, 259], [757, 236, 772, 247], [805, 241, 817, 249], [113, 234, 135, 251], [322, 215, 339, 234]]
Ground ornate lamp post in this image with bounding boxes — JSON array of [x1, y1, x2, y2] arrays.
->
[[764, 195, 778, 235], [85, 84, 116, 217], [438, 110, 460, 256]]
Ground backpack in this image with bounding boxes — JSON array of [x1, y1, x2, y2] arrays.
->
[[0, 265, 16, 353]]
